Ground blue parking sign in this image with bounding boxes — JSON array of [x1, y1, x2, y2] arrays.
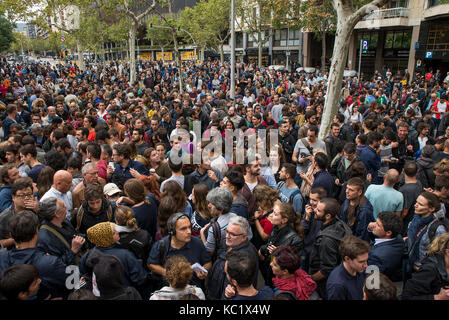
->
[[362, 40, 369, 51], [425, 51, 433, 59]]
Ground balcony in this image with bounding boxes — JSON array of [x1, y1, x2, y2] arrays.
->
[[362, 7, 410, 20], [355, 7, 410, 29]]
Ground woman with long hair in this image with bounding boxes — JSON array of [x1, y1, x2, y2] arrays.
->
[[117, 178, 158, 241], [258, 201, 304, 287], [401, 233, 449, 300], [37, 166, 55, 199], [252, 184, 278, 247], [83, 115, 97, 142], [190, 184, 213, 237], [156, 196, 177, 241], [161, 180, 192, 218], [114, 205, 152, 265], [143, 147, 172, 185]]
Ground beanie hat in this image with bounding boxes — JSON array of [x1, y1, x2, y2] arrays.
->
[[87, 222, 116, 247]]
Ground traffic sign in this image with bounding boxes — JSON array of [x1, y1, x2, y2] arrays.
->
[[362, 40, 368, 53], [425, 51, 433, 59]]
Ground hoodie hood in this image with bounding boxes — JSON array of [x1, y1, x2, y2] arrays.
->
[[232, 194, 249, 208], [417, 157, 435, 169]]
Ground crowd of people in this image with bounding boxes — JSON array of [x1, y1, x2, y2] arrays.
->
[[0, 54, 448, 301]]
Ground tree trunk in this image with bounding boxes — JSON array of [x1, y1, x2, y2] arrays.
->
[[321, 29, 326, 73], [318, 19, 353, 141], [129, 22, 137, 84], [219, 44, 224, 65], [76, 39, 85, 71]]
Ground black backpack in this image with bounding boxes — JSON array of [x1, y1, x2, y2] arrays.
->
[[427, 216, 449, 244]]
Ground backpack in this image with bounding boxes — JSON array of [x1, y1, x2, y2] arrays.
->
[[427, 216, 449, 244], [75, 203, 114, 233], [277, 181, 304, 214], [203, 217, 221, 262]]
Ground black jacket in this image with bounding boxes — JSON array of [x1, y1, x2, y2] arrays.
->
[[116, 229, 153, 267], [309, 217, 352, 277], [401, 254, 449, 300], [206, 240, 258, 300], [260, 225, 303, 257]]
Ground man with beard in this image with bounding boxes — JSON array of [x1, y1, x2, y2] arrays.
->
[[132, 128, 149, 156], [309, 198, 352, 299], [278, 120, 296, 163], [298, 110, 318, 139]]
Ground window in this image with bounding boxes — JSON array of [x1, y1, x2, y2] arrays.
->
[[385, 32, 394, 49], [384, 30, 411, 49], [389, 0, 409, 8], [427, 23, 449, 51], [274, 28, 300, 47], [428, 0, 441, 8], [358, 32, 380, 50]]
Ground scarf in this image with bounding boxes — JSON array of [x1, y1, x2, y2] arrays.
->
[[272, 269, 317, 300]]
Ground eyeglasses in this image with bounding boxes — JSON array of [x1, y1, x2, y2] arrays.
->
[[226, 230, 244, 237], [86, 171, 98, 175], [15, 193, 34, 199]]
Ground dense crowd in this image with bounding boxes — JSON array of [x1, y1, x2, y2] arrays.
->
[[0, 54, 448, 301]]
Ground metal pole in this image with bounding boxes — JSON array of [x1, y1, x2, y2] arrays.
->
[[358, 39, 362, 80], [286, 28, 289, 71], [230, 0, 236, 101]]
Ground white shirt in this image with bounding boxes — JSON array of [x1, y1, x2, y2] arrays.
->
[[374, 238, 394, 246], [40, 187, 73, 220]]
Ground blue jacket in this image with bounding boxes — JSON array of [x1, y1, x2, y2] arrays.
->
[[341, 197, 375, 242], [36, 221, 78, 266], [112, 159, 149, 188], [0, 248, 68, 299], [368, 235, 405, 282], [360, 146, 381, 184], [312, 170, 335, 198], [0, 185, 12, 213]]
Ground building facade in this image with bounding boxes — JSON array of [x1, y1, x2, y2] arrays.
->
[[348, 0, 449, 79]]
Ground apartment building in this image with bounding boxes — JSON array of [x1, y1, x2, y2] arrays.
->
[[348, 0, 449, 79]]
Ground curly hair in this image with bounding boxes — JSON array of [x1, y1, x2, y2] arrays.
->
[[253, 184, 278, 212], [164, 255, 193, 289]]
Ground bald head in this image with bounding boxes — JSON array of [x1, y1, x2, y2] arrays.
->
[[384, 169, 399, 186], [54, 170, 73, 193]]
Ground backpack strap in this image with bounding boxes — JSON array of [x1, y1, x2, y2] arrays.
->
[[277, 181, 286, 193], [75, 206, 84, 234], [427, 218, 449, 244], [158, 238, 169, 267], [40, 224, 71, 250]]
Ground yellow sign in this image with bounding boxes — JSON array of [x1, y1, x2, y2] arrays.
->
[[137, 52, 153, 61], [156, 51, 173, 60], [181, 51, 195, 60]]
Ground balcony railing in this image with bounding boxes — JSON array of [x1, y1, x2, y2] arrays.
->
[[362, 7, 410, 20]]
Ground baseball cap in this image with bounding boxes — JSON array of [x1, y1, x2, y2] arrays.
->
[[103, 183, 122, 196]]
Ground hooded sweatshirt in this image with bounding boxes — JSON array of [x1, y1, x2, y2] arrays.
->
[[416, 157, 436, 189]]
